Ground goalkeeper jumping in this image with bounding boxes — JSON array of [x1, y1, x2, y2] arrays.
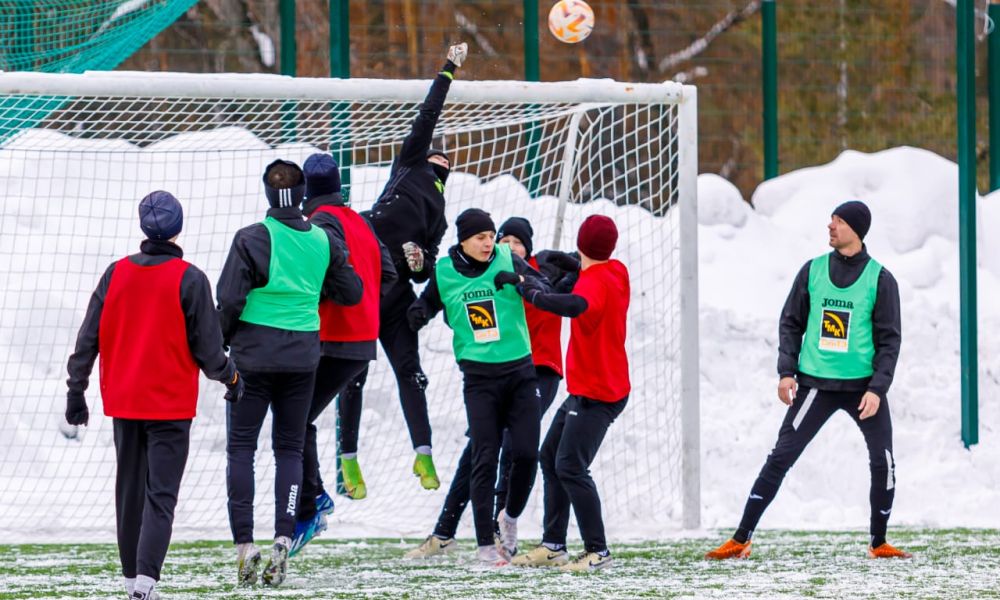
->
[[338, 42, 468, 494]]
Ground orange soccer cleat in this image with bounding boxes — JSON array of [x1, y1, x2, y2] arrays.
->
[[868, 542, 913, 559], [704, 538, 752, 560]]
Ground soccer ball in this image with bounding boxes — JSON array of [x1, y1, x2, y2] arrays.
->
[[548, 0, 595, 44]]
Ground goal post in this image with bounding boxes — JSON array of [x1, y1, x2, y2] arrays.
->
[[0, 71, 699, 539]]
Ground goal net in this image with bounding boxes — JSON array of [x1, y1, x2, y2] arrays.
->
[[0, 71, 699, 541]]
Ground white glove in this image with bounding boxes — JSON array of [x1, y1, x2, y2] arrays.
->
[[402, 242, 425, 273], [447, 43, 468, 68]]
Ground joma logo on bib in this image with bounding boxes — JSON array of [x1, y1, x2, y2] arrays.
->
[[463, 288, 494, 301], [822, 298, 854, 309]]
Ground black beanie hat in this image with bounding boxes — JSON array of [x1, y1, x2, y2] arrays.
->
[[832, 200, 872, 240], [427, 148, 450, 164], [456, 208, 495, 242], [497, 217, 534, 257], [262, 159, 305, 208], [138, 190, 183, 240], [303, 153, 342, 199]]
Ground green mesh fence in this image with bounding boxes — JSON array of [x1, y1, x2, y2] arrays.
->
[[0, 0, 197, 141]]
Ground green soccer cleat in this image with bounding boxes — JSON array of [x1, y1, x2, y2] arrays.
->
[[412, 453, 440, 490], [341, 455, 367, 499], [236, 543, 261, 587]]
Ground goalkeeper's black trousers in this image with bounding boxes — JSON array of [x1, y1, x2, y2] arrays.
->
[[432, 366, 561, 539], [733, 386, 895, 546], [113, 417, 191, 581], [540, 394, 628, 554], [226, 370, 314, 544], [298, 356, 369, 521], [463, 362, 541, 547], [339, 283, 432, 451]]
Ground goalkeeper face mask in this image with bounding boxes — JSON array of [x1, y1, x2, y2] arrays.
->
[[427, 150, 451, 185]]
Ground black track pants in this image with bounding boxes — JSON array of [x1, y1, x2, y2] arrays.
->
[[433, 366, 560, 539], [540, 394, 627, 553], [226, 370, 314, 543], [339, 286, 432, 450], [114, 418, 191, 581], [734, 386, 895, 543], [464, 364, 540, 546], [299, 356, 369, 520]]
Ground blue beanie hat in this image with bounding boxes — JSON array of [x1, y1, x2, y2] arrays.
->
[[303, 153, 342, 199], [832, 200, 872, 240], [138, 191, 183, 240]]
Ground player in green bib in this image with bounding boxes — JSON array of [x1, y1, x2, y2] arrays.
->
[[706, 201, 909, 560], [407, 208, 550, 566], [217, 159, 363, 586]]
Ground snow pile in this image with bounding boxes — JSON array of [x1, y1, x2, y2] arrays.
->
[[0, 127, 996, 543]]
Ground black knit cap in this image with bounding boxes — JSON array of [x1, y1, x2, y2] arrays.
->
[[456, 208, 495, 242], [832, 200, 872, 240], [262, 159, 305, 208], [497, 216, 534, 257]]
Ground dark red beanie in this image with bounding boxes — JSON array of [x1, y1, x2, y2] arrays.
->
[[577, 215, 618, 260]]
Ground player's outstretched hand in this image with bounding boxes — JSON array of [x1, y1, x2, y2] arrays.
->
[[494, 271, 521, 291], [777, 376, 797, 406], [65, 391, 89, 426], [545, 250, 581, 274], [447, 43, 468, 68], [402, 242, 425, 273], [225, 371, 245, 404]]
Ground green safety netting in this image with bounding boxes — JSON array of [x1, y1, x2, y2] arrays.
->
[[1, 0, 197, 141]]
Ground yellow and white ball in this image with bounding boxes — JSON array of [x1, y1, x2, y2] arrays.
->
[[548, 0, 595, 44]]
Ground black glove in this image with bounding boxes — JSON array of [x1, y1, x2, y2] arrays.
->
[[545, 250, 581, 274], [224, 372, 244, 404], [65, 390, 89, 426], [407, 302, 430, 332], [494, 271, 521, 291]]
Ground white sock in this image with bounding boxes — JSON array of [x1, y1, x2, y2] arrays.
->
[[275, 535, 292, 549], [415, 445, 432, 456], [341, 452, 357, 459], [134, 574, 155, 595], [124, 577, 136, 595], [543, 542, 565, 551], [502, 511, 517, 524]]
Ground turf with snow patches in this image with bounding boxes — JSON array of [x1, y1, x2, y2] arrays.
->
[[1, 530, 998, 599]]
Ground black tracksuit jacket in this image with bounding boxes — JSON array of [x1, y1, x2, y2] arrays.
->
[[303, 193, 399, 361], [361, 64, 455, 287], [410, 245, 550, 377], [216, 206, 364, 373], [66, 239, 236, 394], [777, 246, 901, 398]]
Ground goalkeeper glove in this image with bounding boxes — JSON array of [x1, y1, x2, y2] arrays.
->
[[447, 42, 468, 68], [402, 242, 425, 273]]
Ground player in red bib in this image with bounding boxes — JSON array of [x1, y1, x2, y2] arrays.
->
[[65, 191, 242, 600], [512, 215, 630, 572], [288, 153, 398, 555]]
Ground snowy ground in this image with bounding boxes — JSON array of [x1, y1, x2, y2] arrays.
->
[[2, 530, 998, 599]]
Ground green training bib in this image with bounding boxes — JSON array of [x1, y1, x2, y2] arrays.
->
[[436, 244, 531, 363], [798, 254, 881, 379], [240, 216, 330, 332]]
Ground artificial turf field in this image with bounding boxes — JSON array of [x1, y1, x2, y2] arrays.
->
[[1, 529, 997, 599]]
